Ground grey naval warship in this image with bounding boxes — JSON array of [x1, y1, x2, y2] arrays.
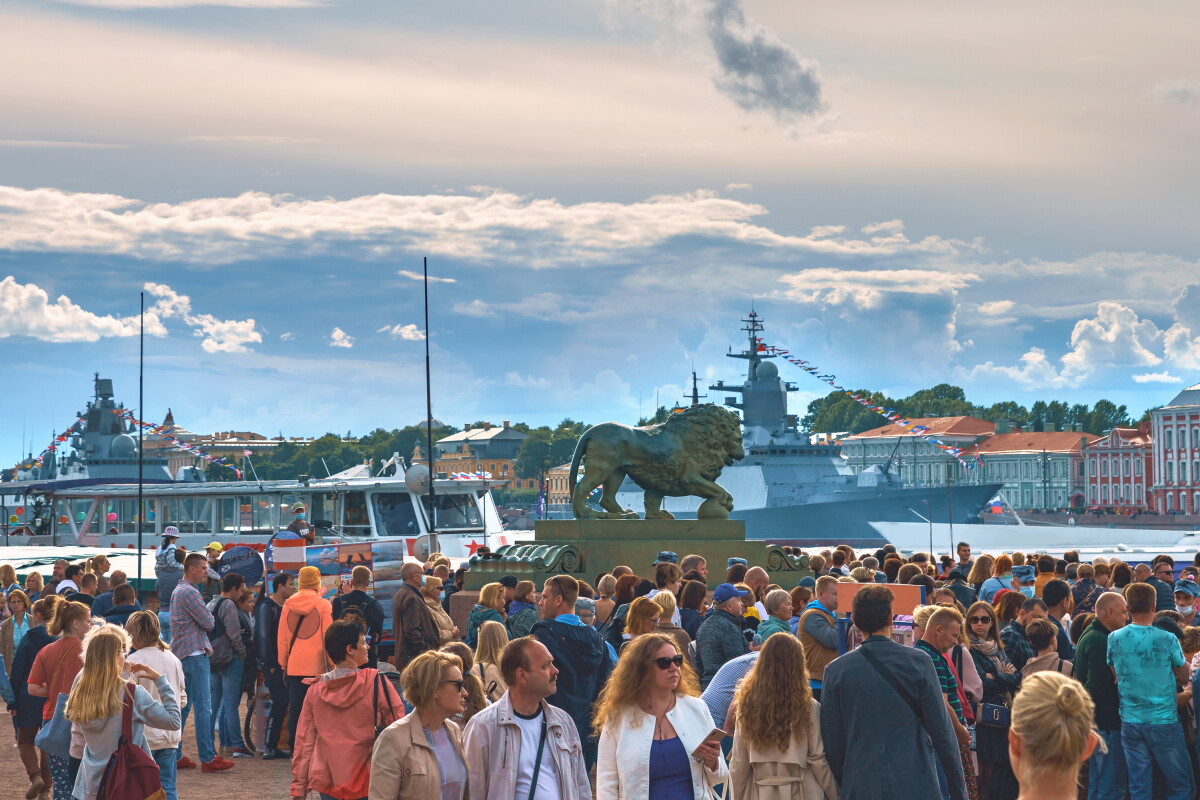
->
[[615, 312, 1003, 548]]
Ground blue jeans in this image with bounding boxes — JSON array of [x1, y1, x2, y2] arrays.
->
[[210, 656, 246, 749], [152, 747, 178, 800], [158, 610, 172, 645], [1123, 721, 1193, 800], [179, 655, 215, 764], [1088, 728, 1128, 800]]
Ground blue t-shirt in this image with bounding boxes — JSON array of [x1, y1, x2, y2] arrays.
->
[[1107, 623, 1185, 724]]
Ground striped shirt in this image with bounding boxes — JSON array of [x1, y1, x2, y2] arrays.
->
[[700, 651, 758, 730], [169, 580, 215, 658], [916, 639, 964, 725]]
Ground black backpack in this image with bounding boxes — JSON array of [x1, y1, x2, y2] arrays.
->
[[336, 593, 369, 625]]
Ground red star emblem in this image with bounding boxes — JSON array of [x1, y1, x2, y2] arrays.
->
[[466, 540, 483, 556]]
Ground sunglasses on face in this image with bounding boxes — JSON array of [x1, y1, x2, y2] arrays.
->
[[969, 616, 991, 624], [655, 655, 684, 670], [443, 679, 465, 692]]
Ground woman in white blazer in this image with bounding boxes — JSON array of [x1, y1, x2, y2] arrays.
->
[[594, 633, 728, 800]]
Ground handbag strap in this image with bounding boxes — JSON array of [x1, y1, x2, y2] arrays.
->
[[860, 645, 923, 725], [121, 681, 136, 742], [374, 672, 397, 735], [526, 709, 548, 800]]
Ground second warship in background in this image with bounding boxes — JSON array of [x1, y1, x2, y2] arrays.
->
[[614, 311, 1003, 547]]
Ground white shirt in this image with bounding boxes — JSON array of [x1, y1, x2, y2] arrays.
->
[[123, 647, 188, 751], [513, 707, 561, 800], [57, 579, 79, 594]]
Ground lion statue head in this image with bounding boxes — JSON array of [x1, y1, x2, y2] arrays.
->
[[658, 404, 744, 478]]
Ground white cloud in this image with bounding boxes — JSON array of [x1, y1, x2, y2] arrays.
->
[[329, 327, 354, 348], [143, 282, 261, 353], [724, 182, 752, 191], [0, 275, 159, 342], [378, 323, 426, 341], [777, 268, 979, 309], [1133, 371, 1182, 384], [1164, 324, 1200, 370], [504, 372, 550, 390], [397, 269, 455, 284], [0, 184, 979, 266], [1059, 301, 1161, 381], [978, 300, 1015, 317], [452, 293, 590, 323], [280, 332, 295, 341], [958, 347, 1069, 390]]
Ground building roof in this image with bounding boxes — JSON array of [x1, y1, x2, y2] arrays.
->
[[1163, 383, 1200, 410], [437, 423, 526, 444], [1092, 425, 1153, 448], [972, 431, 1099, 455], [845, 416, 995, 440]]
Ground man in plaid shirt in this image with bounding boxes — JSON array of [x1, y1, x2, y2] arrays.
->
[[171, 552, 234, 773]]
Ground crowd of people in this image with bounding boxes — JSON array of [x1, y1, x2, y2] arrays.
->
[[0, 534, 1194, 800]]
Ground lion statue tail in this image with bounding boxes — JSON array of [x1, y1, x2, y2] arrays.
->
[[568, 428, 592, 496]]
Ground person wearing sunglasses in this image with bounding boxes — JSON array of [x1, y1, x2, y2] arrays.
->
[[1148, 557, 1179, 612], [594, 633, 728, 800], [964, 600, 1021, 800], [371, 649, 468, 800]]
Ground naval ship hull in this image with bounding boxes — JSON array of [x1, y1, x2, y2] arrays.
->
[[617, 482, 1002, 549]]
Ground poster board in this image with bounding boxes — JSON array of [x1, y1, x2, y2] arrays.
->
[[835, 582, 925, 617], [292, 540, 407, 641]]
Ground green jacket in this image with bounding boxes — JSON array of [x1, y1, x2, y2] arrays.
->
[[757, 615, 793, 642], [1074, 618, 1120, 731], [466, 606, 504, 649]]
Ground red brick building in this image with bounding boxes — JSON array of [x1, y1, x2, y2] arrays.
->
[[1082, 423, 1153, 510], [1150, 384, 1200, 513]]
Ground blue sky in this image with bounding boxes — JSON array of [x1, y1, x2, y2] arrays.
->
[[3, 0, 1200, 462]]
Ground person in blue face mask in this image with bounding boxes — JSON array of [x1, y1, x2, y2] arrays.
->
[[1010, 565, 1038, 599], [1173, 579, 1199, 626], [286, 501, 314, 544]]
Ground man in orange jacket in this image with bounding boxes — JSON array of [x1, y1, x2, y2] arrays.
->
[[277, 566, 333, 754]]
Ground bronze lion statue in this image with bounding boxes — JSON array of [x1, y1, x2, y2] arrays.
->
[[568, 404, 744, 520]]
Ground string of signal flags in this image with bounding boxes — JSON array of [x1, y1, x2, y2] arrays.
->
[[756, 339, 983, 471]]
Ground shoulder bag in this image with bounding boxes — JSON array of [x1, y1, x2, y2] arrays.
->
[[97, 683, 165, 800], [372, 671, 399, 738], [33, 648, 73, 759]]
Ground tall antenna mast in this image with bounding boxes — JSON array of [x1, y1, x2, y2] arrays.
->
[[423, 257, 437, 548]]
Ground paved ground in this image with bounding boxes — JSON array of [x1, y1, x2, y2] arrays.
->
[[1, 701, 302, 800]]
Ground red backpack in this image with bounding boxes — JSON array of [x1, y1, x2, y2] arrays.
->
[[97, 682, 166, 800]]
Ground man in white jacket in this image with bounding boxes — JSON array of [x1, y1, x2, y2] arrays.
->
[[463, 636, 591, 800]]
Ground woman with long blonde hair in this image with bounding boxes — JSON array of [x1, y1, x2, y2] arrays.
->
[[621, 596, 662, 651], [27, 600, 92, 800], [124, 611, 187, 800], [65, 624, 180, 800], [473, 620, 508, 703], [594, 633, 727, 800], [730, 634, 837, 800], [24, 571, 43, 602], [1009, 672, 1102, 799]]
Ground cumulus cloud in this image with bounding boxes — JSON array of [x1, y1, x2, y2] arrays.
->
[[978, 300, 1015, 317], [143, 282, 262, 353], [451, 293, 592, 323], [504, 372, 550, 390], [1059, 301, 1161, 381], [329, 327, 354, 348], [0, 275, 258, 353], [705, 0, 823, 121], [1133, 372, 1182, 384], [777, 268, 979, 309], [1153, 78, 1200, 109], [0, 275, 158, 342], [958, 347, 1069, 390], [280, 332, 295, 341], [378, 323, 426, 341], [724, 182, 752, 191], [0, 185, 978, 266], [398, 269, 455, 284], [0, 185, 981, 267]]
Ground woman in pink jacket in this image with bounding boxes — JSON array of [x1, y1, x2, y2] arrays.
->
[[291, 619, 404, 800]]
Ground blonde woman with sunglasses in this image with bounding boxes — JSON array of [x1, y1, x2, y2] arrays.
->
[[594, 633, 728, 800]]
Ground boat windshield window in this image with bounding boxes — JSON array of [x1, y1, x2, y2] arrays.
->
[[371, 492, 421, 538], [422, 493, 483, 530], [343, 492, 371, 535]]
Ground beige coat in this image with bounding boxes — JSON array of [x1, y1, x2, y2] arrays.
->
[[472, 661, 506, 704], [426, 597, 457, 644], [729, 702, 839, 800], [369, 709, 468, 800]]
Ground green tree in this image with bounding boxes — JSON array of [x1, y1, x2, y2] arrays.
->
[[802, 390, 899, 434], [899, 384, 974, 419], [516, 429, 553, 481], [637, 406, 671, 426], [1139, 406, 1162, 423], [980, 401, 1030, 428], [1085, 400, 1130, 435]]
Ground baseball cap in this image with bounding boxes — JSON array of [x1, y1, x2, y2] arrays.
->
[[1175, 579, 1200, 598], [653, 551, 679, 566], [713, 582, 750, 605], [1011, 565, 1036, 583], [498, 575, 519, 589], [162, 526, 180, 539], [727, 557, 748, 569], [291, 502, 306, 512], [205, 541, 224, 553], [797, 576, 816, 589]]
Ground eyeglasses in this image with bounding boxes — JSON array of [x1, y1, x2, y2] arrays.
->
[[443, 679, 465, 692], [654, 655, 684, 670], [1157, 569, 1173, 576], [968, 616, 991, 624]]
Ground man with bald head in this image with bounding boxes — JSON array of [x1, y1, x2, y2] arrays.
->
[[744, 566, 770, 619], [1075, 591, 1128, 800]]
